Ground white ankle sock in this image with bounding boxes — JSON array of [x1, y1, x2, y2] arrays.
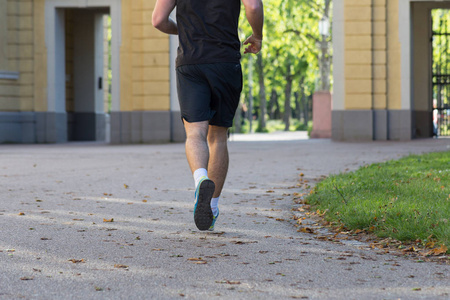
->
[[211, 197, 219, 216], [193, 168, 208, 188]]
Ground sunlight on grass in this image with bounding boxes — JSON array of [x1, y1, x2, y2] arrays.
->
[[308, 151, 450, 251]]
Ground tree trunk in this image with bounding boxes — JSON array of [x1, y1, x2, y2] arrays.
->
[[268, 88, 276, 119], [274, 92, 281, 120], [294, 92, 300, 120], [301, 92, 308, 128], [256, 52, 266, 132], [284, 63, 292, 131]]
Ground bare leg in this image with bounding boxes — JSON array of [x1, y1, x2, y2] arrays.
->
[[184, 121, 210, 173], [184, 121, 216, 230], [207, 125, 229, 198]]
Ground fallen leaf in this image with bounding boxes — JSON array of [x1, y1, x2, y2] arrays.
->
[[425, 241, 436, 249], [298, 227, 315, 234], [124, 184, 129, 189], [20, 277, 34, 281], [103, 218, 114, 223], [427, 245, 448, 256], [142, 200, 148, 203], [114, 264, 128, 269], [68, 259, 85, 263], [402, 246, 418, 253], [215, 280, 241, 285], [188, 258, 207, 264], [18, 212, 25, 216]]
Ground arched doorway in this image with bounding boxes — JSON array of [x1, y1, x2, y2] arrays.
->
[[44, 0, 121, 142]]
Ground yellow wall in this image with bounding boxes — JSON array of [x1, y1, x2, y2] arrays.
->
[[33, 0, 47, 112], [120, 0, 170, 111], [0, 0, 35, 111], [344, 0, 373, 109], [386, 0, 401, 110], [343, 0, 401, 110], [0, 0, 171, 113]]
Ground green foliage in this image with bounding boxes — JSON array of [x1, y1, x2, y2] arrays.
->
[[239, 0, 332, 125], [238, 119, 310, 134], [308, 151, 450, 251]]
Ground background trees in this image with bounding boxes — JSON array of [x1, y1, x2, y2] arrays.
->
[[235, 0, 332, 133]]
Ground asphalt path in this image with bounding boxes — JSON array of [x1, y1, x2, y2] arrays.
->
[[0, 134, 449, 299]]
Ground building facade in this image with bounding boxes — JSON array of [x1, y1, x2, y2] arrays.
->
[[333, 0, 450, 140], [0, 0, 183, 143]]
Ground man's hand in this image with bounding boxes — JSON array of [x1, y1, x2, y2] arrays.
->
[[243, 34, 262, 54]]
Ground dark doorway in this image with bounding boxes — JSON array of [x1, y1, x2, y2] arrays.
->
[[65, 8, 111, 141]]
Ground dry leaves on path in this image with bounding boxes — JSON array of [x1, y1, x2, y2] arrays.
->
[[215, 280, 241, 285], [187, 258, 207, 264], [114, 264, 128, 269], [68, 259, 85, 263], [20, 276, 34, 281]]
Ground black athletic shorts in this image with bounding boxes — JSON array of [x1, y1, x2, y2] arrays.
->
[[176, 62, 243, 128]]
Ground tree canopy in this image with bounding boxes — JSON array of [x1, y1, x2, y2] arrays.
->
[[237, 0, 332, 132]]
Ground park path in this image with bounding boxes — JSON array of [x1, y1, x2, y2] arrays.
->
[[0, 135, 449, 299]]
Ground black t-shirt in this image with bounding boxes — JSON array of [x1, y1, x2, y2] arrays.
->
[[175, 0, 241, 67]]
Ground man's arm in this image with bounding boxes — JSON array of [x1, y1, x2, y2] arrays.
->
[[241, 0, 264, 54], [152, 0, 178, 35]]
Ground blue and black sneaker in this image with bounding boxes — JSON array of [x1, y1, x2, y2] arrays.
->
[[194, 177, 215, 231], [208, 209, 219, 231]]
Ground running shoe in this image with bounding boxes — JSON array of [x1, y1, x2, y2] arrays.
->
[[194, 177, 215, 231], [208, 210, 219, 231]]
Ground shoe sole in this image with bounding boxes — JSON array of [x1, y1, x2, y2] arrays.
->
[[194, 179, 215, 231]]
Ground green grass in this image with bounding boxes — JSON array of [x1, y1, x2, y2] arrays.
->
[[237, 119, 312, 134], [307, 151, 450, 250]]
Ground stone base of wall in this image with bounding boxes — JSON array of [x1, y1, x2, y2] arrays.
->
[[0, 112, 68, 143], [171, 111, 186, 143], [0, 111, 181, 144], [310, 92, 332, 139], [67, 112, 106, 142], [0, 112, 35, 143], [332, 109, 413, 141], [110, 111, 172, 144], [332, 110, 374, 141]]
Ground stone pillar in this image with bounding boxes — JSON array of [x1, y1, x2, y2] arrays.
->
[[311, 91, 332, 139]]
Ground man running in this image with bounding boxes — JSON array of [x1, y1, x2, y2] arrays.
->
[[152, 0, 264, 231]]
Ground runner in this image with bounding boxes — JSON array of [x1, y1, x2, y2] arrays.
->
[[153, 0, 264, 230]]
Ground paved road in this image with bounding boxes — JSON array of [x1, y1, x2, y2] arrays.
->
[[0, 135, 449, 299]]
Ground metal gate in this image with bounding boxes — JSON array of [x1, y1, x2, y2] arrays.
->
[[432, 9, 450, 137]]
